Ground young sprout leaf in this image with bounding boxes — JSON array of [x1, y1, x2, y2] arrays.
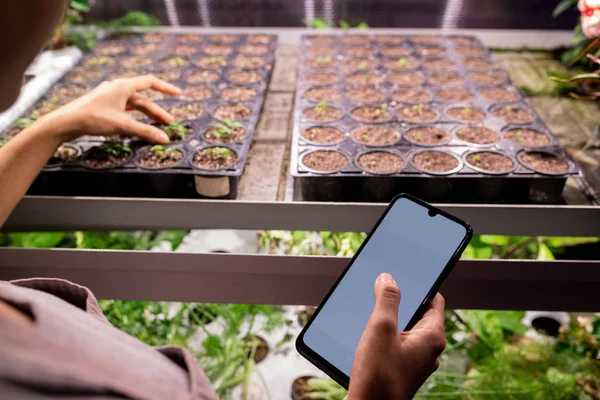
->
[[357, 60, 368, 69], [163, 122, 187, 139], [396, 57, 410, 67], [316, 101, 328, 114], [16, 117, 36, 129]]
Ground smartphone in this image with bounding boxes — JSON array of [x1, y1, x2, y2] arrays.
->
[[296, 194, 472, 389]]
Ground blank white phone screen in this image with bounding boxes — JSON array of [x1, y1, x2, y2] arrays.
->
[[303, 197, 467, 377]]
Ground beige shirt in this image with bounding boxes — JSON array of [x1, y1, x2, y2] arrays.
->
[[0, 278, 217, 400]]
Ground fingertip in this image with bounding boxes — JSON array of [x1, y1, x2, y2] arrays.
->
[[376, 273, 397, 287]]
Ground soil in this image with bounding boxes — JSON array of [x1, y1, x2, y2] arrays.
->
[[133, 43, 161, 55], [160, 57, 189, 68], [169, 104, 205, 120], [344, 46, 373, 57], [168, 44, 197, 55], [144, 32, 170, 42], [121, 56, 152, 69], [47, 146, 78, 165], [352, 125, 399, 145], [464, 57, 494, 70], [392, 87, 432, 103], [50, 84, 88, 102], [227, 70, 262, 84], [359, 151, 404, 174], [301, 126, 345, 144], [306, 72, 339, 84], [303, 105, 343, 122], [412, 151, 460, 173], [220, 86, 257, 102], [436, 88, 473, 102], [204, 125, 246, 143], [480, 88, 518, 103], [176, 34, 204, 43], [456, 126, 500, 144], [388, 72, 424, 86], [343, 35, 370, 45], [83, 146, 131, 169], [137, 147, 184, 168], [398, 105, 438, 123], [247, 34, 273, 44], [470, 71, 506, 86], [423, 58, 455, 70], [492, 106, 534, 123], [139, 89, 164, 101], [302, 150, 348, 172], [503, 128, 550, 147], [203, 44, 234, 55], [239, 44, 269, 55], [347, 87, 386, 103], [383, 57, 418, 70], [247, 336, 269, 363], [449, 36, 476, 45], [345, 58, 377, 70], [466, 151, 514, 172], [232, 56, 267, 69], [214, 104, 251, 121], [307, 46, 336, 55], [95, 43, 127, 56], [193, 147, 238, 169], [5, 126, 22, 139], [85, 56, 115, 68], [160, 124, 194, 141], [195, 56, 228, 69], [411, 35, 441, 44], [31, 101, 61, 118], [519, 151, 569, 174], [297, 307, 316, 327], [429, 72, 465, 86], [187, 70, 219, 84], [380, 46, 413, 57], [210, 34, 240, 43], [153, 70, 181, 82], [351, 106, 392, 122], [455, 46, 486, 56], [375, 35, 405, 44], [347, 71, 383, 86], [109, 70, 142, 80], [69, 68, 103, 84], [416, 46, 446, 57], [307, 56, 337, 69], [446, 106, 486, 122], [304, 86, 341, 102], [180, 85, 214, 101], [406, 127, 450, 145], [127, 110, 148, 121], [306, 36, 335, 45]]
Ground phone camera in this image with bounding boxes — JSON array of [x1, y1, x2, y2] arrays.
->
[[428, 209, 437, 217]]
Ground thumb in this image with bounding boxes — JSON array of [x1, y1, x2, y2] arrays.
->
[[371, 273, 401, 331]]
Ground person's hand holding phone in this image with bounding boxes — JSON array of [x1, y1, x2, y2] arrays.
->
[[346, 273, 446, 400]]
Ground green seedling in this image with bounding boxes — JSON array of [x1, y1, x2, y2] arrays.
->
[[357, 60, 368, 69], [462, 107, 472, 119], [0, 140, 6, 148], [515, 130, 523, 142], [16, 117, 36, 129], [150, 145, 178, 154], [166, 57, 187, 67], [411, 132, 421, 140], [213, 119, 242, 138], [403, 108, 410, 116], [207, 56, 225, 64], [315, 101, 328, 114], [206, 147, 231, 158], [361, 134, 369, 141], [315, 56, 332, 65], [412, 103, 424, 114], [471, 154, 481, 165], [396, 57, 411, 68], [162, 122, 187, 140], [104, 143, 131, 156], [505, 106, 513, 112], [88, 56, 110, 66]]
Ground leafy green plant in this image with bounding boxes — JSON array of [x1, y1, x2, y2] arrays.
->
[[162, 122, 187, 140], [305, 18, 368, 30], [213, 120, 243, 138], [206, 147, 232, 159], [98, 11, 161, 28], [87, 56, 111, 66], [553, 0, 600, 68], [166, 57, 187, 67], [15, 117, 36, 130], [550, 54, 600, 100], [302, 378, 347, 399], [150, 145, 178, 155], [104, 143, 131, 156], [316, 101, 328, 114]]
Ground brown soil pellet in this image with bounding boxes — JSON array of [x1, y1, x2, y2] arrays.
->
[[456, 126, 499, 144], [388, 72, 424, 86], [412, 35, 441, 44], [464, 58, 494, 70], [480, 88, 518, 103], [227, 70, 261, 84], [133, 43, 160, 55], [467, 151, 514, 172], [96, 43, 127, 56], [176, 34, 204, 43], [380, 46, 413, 57], [519, 152, 568, 174], [180, 86, 214, 101], [187, 70, 219, 84], [343, 35, 370, 45], [430, 72, 464, 86], [85, 56, 115, 67], [247, 34, 273, 44], [307, 36, 335, 45], [160, 57, 189, 68], [306, 72, 339, 84], [204, 44, 233, 55], [398, 105, 438, 123], [347, 87, 386, 103], [153, 70, 181, 82], [109, 70, 142, 80], [83, 147, 131, 169], [69, 68, 102, 84], [384, 57, 418, 70], [168, 44, 197, 55], [50, 84, 88, 101], [193, 147, 238, 169], [307, 46, 336, 55], [449, 36, 476, 45], [205, 126, 246, 143], [392, 88, 432, 103], [504, 128, 550, 147], [344, 46, 373, 57], [196, 56, 227, 69], [436, 88, 473, 102], [220, 86, 257, 102], [240, 44, 269, 55], [302, 150, 348, 172], [413, 151, 459, 173], [169, 104, 205, 120], [211, 34, 239, 43], [492, 106, 534, 123], [347, 71, 383, 86], [139, 89, 164, 101], [406, 127, 450, 145], [352, 126, 399, 145], [423, 59, 455, 70], [303, 105, 343, 122], [352, 106, 392, 122], [359, 152, 404, 174], [301, 126, 345, 144], [455, 46, 486, 56], [144, 32, 170, 42], [447, 107, 485, 122], [138, 148, 184, 168], [233, 56, 267, 69], [160, 124, 194, 141], [345, 58, 377, 70], [416, 46, 446, 57], [121, 56, 152, 69], [470, 71, 506, 85], [5, 126, 22, 139], [48, 146, 78, 165], [375, 35, 405, 44], [307, 57, 337, 69], [304, 86, 341, 102], [214, 104, 251, 121]]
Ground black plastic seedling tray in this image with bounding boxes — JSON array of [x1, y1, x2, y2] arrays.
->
[[291, 34, 581, 204], [3, 33, 277, 199]]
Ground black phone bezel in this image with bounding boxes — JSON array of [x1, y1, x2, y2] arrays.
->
[[295, 193, 473, 390]]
